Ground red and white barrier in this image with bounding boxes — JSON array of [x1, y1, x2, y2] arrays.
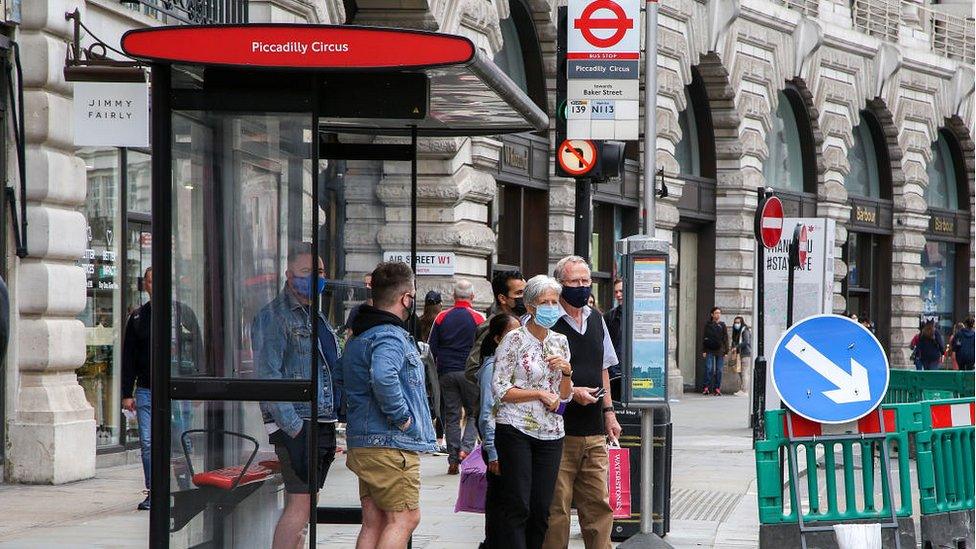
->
[[929, 402, 976, 429]]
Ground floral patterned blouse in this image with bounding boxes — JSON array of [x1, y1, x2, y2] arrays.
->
[[492, 326, 572, 440]]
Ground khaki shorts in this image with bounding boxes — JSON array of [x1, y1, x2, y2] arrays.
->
[[346, 447, 420, 512]]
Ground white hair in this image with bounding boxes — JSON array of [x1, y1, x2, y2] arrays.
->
[[454, 278, 475, 301], [553, 255, 590, 282], [524, 275, 562, 306]]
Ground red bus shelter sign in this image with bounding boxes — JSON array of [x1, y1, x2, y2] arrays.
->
[[121, 25, 475, 69]]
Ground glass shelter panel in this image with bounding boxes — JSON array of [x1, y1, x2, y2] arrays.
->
[[171, 112, 314, 380], [168, 399, 287, 548]]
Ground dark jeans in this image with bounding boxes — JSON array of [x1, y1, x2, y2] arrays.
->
[[481, 466, 502, 548], [135, 387, 152, 490], [492, 424, 564, 549], [704, 353, 724, 390], [439, 370, 479, 464]]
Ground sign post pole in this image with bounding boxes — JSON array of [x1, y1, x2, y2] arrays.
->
[[618, 2, 671, 547], [641, 0, 658, 540], [786, 224, 803, 328], [752, 188, 768, 439]]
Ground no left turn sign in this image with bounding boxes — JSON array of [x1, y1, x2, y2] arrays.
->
[[557, 139, 597, 176]]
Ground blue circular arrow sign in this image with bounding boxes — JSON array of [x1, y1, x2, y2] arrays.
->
[[771, 314, 889, 424]]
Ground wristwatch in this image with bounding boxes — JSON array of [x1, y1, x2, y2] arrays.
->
[[562, 370, 573, 377], [602, 406, 615, 414]]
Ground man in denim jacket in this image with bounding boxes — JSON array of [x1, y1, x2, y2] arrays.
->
[[337, 261, 437, 548], [253, 243, 340, 549]]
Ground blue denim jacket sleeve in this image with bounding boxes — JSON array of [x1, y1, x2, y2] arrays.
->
[[370, 331, 412, 428], [478, 359, 498, 462], [253, 309, 304, 437]]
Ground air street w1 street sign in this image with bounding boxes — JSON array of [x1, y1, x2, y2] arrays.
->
[[771, 314, 889, 424], [566, 0, 640, 140]]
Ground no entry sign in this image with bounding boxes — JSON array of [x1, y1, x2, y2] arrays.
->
[[756, 196, 784, 249], [557, 139, 597, 176]]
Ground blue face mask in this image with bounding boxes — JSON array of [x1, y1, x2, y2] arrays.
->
[[534, 303, 562, 329], [292, 274, 326, 298]]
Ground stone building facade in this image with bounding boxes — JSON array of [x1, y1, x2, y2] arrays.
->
[[2, 0, 973, 484]]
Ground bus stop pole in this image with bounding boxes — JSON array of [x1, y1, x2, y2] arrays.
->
[[640, 0, 660, 540]]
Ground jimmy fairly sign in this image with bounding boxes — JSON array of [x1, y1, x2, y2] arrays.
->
[[73, 82, 149, 147]]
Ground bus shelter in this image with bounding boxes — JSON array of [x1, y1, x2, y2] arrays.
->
[[120, 25, 547, 549]]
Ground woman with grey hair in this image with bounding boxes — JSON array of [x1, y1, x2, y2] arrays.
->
[[491, 274, 573, 549]]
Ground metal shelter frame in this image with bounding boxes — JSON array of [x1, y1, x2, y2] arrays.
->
[[126, 24, 547, 549]]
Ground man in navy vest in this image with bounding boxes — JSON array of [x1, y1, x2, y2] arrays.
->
[[543, 256, 622, 549]]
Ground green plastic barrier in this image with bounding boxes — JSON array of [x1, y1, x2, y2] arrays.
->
[[756, 404, 922, 525], [915, 397, 976, 515], [882, 370, 975, 404]]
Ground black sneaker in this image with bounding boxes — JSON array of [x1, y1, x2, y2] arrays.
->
[[138, 494, 151, 511]]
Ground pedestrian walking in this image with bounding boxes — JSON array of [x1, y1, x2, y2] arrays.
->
[[492, 275, 573, 549], [729, 316, 752, 396], [543, 256, 621, 549], [603, 278, 624, 399], [951, 316, 975, 371], [418, 290, 443, 343], [701, 307, 729, 395], [476, 313, 521, 549], [911, 319, 945, 370], [337, 261, 437, 549], [428, 279, 486, 474], [121, 266, 201, 511], [252, 243, 340, 549], [464, 270, 527, 385]]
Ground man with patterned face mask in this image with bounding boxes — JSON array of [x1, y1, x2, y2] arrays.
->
[[253, 242, 340, 549], [543, 255, 621, 549]]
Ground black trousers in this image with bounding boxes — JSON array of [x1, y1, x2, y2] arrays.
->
[[491, 424, 564, 549]]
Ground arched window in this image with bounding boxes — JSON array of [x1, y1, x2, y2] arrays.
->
[[492, 0, 546, 110], [845, 113, 883, 198], [926, 131, 961, 210], [764, 89, 816, 194], [676, 88, 700, 177], [921, 128, 972, 340], [495, 16, 528, 95]]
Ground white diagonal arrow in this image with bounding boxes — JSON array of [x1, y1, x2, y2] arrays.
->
[[784, 334, 871, 404]]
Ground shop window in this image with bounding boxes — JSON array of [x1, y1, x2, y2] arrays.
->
[[764, 89, 815, 194], [926, 131, 961, 210], [495, 183, 548, 278], [127, 149, 151, 216], [922, 128, 971, 340], [921, 241, 957, 334], [76, 147, 123, 448], [845, 114, 882, 198]]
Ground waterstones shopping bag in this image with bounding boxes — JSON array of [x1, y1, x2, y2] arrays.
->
[[454, 444, 487, 513], [607, 443, 632, 519]]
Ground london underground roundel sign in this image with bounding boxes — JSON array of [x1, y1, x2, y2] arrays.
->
[[121, 25, 475, 69]]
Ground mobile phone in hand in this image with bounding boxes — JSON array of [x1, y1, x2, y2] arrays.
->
[[591, 387, 607, 399]]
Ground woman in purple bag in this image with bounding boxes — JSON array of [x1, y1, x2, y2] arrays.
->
[[477, 313, 522, 548], [491, 275, 573, 549]]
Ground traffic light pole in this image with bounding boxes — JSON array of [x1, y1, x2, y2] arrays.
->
[[574, 177, 593, 261]]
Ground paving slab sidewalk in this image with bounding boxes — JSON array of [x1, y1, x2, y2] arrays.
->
[[0, 393, 759, 548]]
